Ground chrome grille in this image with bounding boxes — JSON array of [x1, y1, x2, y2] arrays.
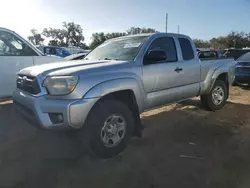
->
[[16, 75, 41, 95]]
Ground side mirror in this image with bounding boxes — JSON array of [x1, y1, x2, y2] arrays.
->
[[145, 50, 167, 61]]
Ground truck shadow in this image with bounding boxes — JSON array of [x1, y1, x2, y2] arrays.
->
[[1, 99, 250, 188], [235, 85, 250, 90]]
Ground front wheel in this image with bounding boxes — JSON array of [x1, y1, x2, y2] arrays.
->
[[83, 100, 134, 158], [200, 80, 228, 111]]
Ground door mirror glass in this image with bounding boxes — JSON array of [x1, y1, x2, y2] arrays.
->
[[145, 50, 167, 61]]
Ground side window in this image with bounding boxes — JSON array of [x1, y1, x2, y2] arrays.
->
[[45, 47, 56, 55], [178, 38, 194, 60], [0, 39, 6, 55], [145, 37, 177, 64], [0, 31, 38, 56], [44, 47, 50, 54], [56, 48, 63, 55]]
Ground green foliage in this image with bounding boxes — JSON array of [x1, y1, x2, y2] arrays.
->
[[89, 32, 126, 49], [194, 31, 250, 49], [193, 39, 210, 48], [127, 27, 157, 35], [89, 32, 106, 49], [89, 27, 157, 49], [27, 29, 44, 45], [29, 22, 250, 51], [80, 43, 90, 49], [42, 22, 85, 47]]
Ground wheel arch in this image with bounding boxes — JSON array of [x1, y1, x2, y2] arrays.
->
[[85, 88, 143, 137], [83, 78, 145, 112], [210, 72, 229, 93]]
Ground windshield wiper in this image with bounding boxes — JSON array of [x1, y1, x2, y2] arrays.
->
[[104, 57, 112, 60], [99, 57, 118, 60]]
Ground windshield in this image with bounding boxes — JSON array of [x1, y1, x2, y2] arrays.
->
[[237, 52, 250, 61], [84, 36, 149, 61]]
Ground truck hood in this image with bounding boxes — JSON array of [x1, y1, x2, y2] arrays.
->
[[19, 60, 130, 77]]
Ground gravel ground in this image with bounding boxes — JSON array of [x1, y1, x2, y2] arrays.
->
[[1, 86, 250, 188]]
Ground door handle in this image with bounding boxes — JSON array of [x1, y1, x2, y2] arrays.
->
[[175, 67, 183, 73]]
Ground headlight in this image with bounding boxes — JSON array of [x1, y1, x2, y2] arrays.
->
[[43, 76, 79, 95]]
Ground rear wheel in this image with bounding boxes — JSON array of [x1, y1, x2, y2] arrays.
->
[[82, 100, 134, 158], [200, 80, 228, 111]]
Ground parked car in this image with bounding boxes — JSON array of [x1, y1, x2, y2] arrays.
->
[[223, 48, 250, 60], [64, 52, 88, 60], [234, 52, 250, 85], [0, 27, 65, 98], [13, 33, 235, 158], [198, 50, 223, 59], [37, 46, 71, 57]]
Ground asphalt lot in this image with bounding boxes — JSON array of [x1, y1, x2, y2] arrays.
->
[[1, 86, 250, 188]]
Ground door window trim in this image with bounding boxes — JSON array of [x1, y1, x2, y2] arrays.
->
[[143, 36, 178, 65], [178, 37, 195, 61]]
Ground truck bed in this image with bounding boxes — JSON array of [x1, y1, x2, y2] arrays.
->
[[200, 57, 233, 61]]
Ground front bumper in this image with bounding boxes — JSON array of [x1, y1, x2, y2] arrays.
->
[[13, 89, 99, 130], [234, 74, 250, 84]]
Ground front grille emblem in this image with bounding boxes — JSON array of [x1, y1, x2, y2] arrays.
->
[[20, 76, 27, 87], [17, 75, 41, 95]]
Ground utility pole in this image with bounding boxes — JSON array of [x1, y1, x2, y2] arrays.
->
[[234, 37, 236, 49], [178, 25, 180, 34], [166, 13, 168, 33]]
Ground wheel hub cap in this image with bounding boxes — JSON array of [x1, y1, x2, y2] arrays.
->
[[212, 86, 224, 105], [101, 114, 126, 148]]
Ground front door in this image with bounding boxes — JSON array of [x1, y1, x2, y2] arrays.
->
[[0, 30, 37, 97], [142, 37, 185, 109]]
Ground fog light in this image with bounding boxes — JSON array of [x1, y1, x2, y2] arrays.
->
[[49, 113, 64, 124]]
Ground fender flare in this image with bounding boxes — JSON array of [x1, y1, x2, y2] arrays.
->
[[209, 66, 229, 92], [83, 78, 146, 112]]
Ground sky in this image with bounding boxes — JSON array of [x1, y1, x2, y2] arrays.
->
[[1, 0, 250, 45]]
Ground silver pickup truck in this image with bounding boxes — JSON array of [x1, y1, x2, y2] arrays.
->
[[13, 33, 235, 158]]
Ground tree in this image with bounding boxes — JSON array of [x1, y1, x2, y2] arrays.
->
[[89, 32, 106, 49], [27, 29, 44, 45], [42, 22, 85, 47], [89, 32, 126, 49], [208, 31, 250, 49], [105, 32, 126, 40], [193, 39, 210, 48], [127, 27, 157, 35], [62, 22, 85, 47], [88, 27, 158, 49], [80, 43, 90, 49], [43, 28, 66, 46], [209, 37, 224, 49]]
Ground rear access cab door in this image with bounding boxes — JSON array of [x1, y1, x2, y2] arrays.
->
[[142, 34, 200, 109]]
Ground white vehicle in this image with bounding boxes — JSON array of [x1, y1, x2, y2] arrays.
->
[[0, 27, 64, 98]]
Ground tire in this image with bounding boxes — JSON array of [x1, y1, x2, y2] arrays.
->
[[200, 95, 209, 110], [83, 100, 134, 158], [232, 81, 238, 86], [200, 80, 228, 111]]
